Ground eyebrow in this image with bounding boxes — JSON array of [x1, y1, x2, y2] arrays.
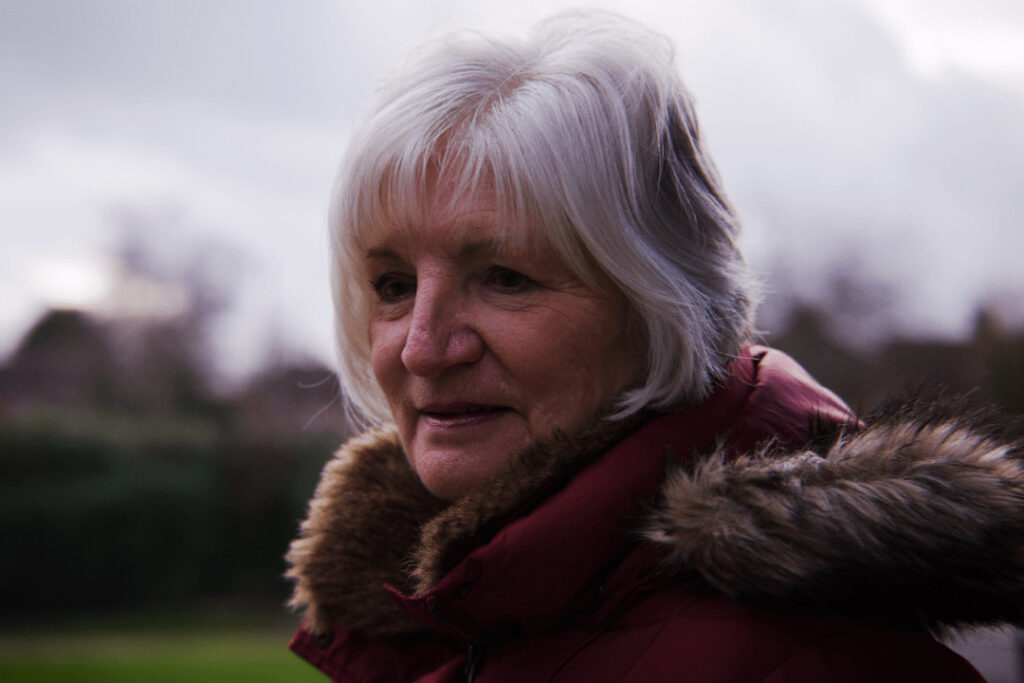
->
[[364, 237, 510, 261], [457, 238, 508, 257], [365, 247, 401, 261]]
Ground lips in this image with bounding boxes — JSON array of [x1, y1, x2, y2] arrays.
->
[[418, 402, 510, 428]]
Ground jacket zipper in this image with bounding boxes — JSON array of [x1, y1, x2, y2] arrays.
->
[[426, 598, 483, 682], [463, 643, 483, 682]]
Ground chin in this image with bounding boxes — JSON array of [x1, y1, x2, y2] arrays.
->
[[418, 468, 491, 501], [411, 445, 517, 500]]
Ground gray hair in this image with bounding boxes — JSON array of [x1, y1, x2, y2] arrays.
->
[[329, 10, 758, 426]]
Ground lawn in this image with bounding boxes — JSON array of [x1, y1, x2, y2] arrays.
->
[[0, 619, 325, 682]]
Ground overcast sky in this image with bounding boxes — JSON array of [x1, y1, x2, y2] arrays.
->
[[2, 0, 1022, 374]]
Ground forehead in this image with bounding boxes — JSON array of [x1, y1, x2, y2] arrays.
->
[[362, 184, 544, 257]]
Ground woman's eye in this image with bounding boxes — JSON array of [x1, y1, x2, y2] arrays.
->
[[486, 267, 534, 293], [370, 275, 414, 302]]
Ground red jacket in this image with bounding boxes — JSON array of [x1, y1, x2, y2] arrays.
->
[[286, 347, 1012, 681]]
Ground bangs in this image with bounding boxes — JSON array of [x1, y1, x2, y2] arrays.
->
[[341, 122, 517, 249], [337, 102, 603, 292]]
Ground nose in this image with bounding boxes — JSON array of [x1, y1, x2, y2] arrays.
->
[[400, 279, 483, 377]]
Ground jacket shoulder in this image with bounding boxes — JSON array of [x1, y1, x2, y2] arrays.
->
[[730, 345, 857, 451]]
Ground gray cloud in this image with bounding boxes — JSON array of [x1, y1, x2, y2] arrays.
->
[[1, 0, 1021, 363]]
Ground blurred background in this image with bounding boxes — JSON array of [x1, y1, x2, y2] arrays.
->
[[1, 0, 1022, 680]]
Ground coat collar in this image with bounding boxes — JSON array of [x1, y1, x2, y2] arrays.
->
[[286, 347, 1024, 641], [284, 403, 670, 640]]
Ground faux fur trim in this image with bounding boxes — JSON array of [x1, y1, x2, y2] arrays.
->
[[285, 429, 445, 636], [646, 397, 1024, 631], [288, 396, 1024, 639], [285, 412, 647, 637]]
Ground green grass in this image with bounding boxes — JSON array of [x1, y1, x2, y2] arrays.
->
[[0, 626, 326, 682]]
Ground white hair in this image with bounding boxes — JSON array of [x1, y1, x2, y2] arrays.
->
[[329, 10, 758, 426]]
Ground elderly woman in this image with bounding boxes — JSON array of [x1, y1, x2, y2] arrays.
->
[[287, 11, 1022, 682]]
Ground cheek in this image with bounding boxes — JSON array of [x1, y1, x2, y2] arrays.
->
[[510, 305, 635, 428], [368, 319, 404, 395]]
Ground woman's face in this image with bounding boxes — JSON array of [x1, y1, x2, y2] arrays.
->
[[364, 187, 641, 499]]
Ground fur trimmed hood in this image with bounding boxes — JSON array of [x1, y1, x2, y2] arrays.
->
[[287, 365, 1024, 643], [648, 398, 1024, 633]]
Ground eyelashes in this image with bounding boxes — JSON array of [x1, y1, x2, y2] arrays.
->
[[483, 267, 537, 294], [369, 267, 538, 304], [369, 274, 414, 303]]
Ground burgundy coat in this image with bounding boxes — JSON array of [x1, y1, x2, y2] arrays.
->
[[286, 346, 1019, 681]]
